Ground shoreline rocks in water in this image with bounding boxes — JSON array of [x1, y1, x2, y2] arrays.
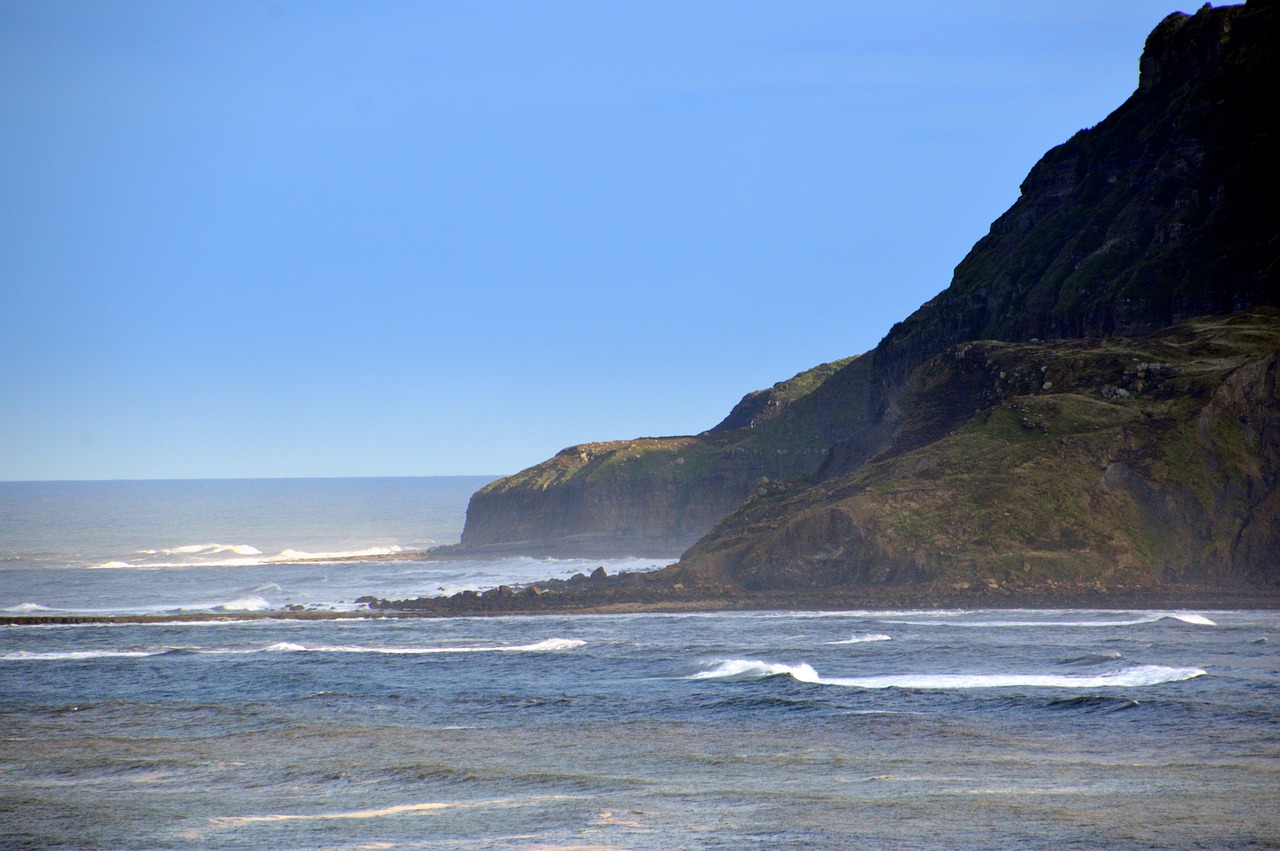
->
[[6, 571, 1277, 627]]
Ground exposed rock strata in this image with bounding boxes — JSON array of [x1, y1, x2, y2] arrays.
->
[[445, 2, 1278, 600], [673, 310, 1280, 593]]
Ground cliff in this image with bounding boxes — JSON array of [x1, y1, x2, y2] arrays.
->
[[449, 1, 1279, 593], [457, 356, 858, 556], [673, 308, 1280, 594]]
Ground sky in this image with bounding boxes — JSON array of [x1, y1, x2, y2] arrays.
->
[[1, 0, 1187, 481]]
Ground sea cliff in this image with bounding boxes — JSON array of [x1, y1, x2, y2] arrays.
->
[[432, 1, 1278, 607]]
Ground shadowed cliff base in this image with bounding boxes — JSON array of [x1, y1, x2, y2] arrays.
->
[[4, 580, 1276, 626]]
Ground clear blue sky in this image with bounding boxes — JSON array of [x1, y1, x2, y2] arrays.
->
[[2, 0, 1184, 480]]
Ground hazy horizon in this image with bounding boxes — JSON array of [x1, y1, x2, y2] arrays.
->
[[2, 0, 1184, 480]]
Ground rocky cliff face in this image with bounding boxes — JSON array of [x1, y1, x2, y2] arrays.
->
[[818, 0, 1277, 481], [458, 359, 857, 556], [674, 309, 1280, 593], [456, 1, 1279, 586]]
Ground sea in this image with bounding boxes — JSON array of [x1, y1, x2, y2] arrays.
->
[[1, 478, 1277, 849]]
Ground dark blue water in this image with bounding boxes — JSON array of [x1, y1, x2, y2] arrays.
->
[[2, 480, 1277, 847], [3, 609, 1277, 849]]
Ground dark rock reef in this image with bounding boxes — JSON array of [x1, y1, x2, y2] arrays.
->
[[417, 1, 1279, 611]]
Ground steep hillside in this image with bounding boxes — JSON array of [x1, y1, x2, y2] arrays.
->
[[674, 308, 1280, 594], [452, 0, 1278, 576]]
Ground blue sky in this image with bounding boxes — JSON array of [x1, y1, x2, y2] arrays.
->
[[2, 0, 1183, 480]]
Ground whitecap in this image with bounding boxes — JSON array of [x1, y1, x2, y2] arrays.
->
[[224, 638, 586, 655], [2, 602, 50, 613], [880, 612, 1216, 628], [689, 659, 1205, 689], [1, 648, 165, 661], [690, 659, 822, 682], [828, 634, 892, 645], [162, 544, 263, 556], [272, 546, 402, 562], [213, 595, 272, 613]]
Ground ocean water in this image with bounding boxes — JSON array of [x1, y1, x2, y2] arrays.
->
[[0, 478, 671, 615], [2, 480, 1278, 849]]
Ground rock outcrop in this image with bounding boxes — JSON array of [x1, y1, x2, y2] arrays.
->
[[673, 309, 1280, 593], [448, 1, 1279, 597], [457, 357, 857, 556]]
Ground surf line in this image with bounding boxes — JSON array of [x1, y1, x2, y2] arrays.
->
[[209, 794, 585, 826]]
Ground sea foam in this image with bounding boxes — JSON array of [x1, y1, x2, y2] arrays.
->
[[213, 595, 272, 613], [691, 659, 1205, 689], [880, 612, 1217, 628], [162, 544, 263, 556], [2, 602, 50, 613], [1, 649, 166, 661], [828, 634, 892, 645], [241, 638, 587, 655]]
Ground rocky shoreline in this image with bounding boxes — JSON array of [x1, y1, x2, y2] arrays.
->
[[5, 566, 1277, 626]]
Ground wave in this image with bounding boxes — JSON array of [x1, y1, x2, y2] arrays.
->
[[89, 544, 409, 570], [689, 659, 1205, 690], [274, 545, 403, 562], [1059, 652, 1124, 666], [1047, 695, 1142, 713], [1, 649, 166, 661], [2, 602, 51, 613], [160, 544, 262, 556], [828, 634, 892, 645], [213, 595, 272, 612], [250, 638, 587, 655], [1, 638, 586, 662], [879, 612, 1217, 628]]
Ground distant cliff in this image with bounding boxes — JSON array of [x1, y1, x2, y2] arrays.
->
[[458, 357, 856, 556], [451, 1, 1279, 596]]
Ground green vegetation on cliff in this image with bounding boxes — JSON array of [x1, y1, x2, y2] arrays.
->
[[461, 357, 862, 555], [676, 309, 1280, 593], [456, 2, 1279, 597]]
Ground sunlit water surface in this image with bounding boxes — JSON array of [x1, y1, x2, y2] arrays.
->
[[1, 480, 1276, 848]]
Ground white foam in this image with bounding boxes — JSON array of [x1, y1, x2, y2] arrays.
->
[[213, 595, 272, 612], [2, 638, 585, 661], [87, 544, 413, 570], [1165, 613, 1217, 626], [2, 602, 50, 613], [690, 659, 822, 682], [880, 612, 1217, 628], [1, 649, 165, 661], [273, 546, 402, 562], [828, 634, 892, 645], [162, 544, 263, 556], [690, 659, 1205, 689], [269, 638, 587, 655]]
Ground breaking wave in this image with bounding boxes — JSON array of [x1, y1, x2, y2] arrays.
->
[[89, 544, 408, 570], [213, 595, 273, 612], [2, 602, 51, 613], [0, 639, 585, 662], [689, 659, 1205, 690], [880, 612, 1217, 628], [161, 544, 262, 556], [828, 634, 892, 645], [1, 648, 169, 661], [261, 638, 587, 655]]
